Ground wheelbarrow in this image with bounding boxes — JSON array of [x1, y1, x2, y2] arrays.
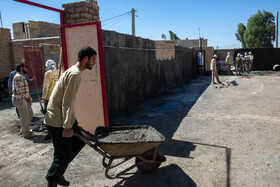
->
[[72, 125, 166, 179]]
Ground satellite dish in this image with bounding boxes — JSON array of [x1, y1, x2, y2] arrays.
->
[[161, 34, 167, 40]]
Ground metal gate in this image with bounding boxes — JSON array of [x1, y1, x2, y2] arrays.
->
[[24, 51, 44, 90]]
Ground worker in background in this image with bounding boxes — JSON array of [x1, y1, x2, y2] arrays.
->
[[244, 52, 250, 73], [239, 54, 244, 73], [210, 54, 222, 84], [2, 77, 10, 98], [12, 63, 34, 138], [225, 52, 233, 75], [8, 64, 36, 118], [249, 51, 254, 71], [45, 46, 97, 187], [42, 59, 59, 113], [42, 59, 60, 140], [8, 66, 35, 95], [235, 53, 242, 76]]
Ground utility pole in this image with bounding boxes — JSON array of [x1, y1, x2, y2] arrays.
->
[[198, 28, 201, 49], [132, 8, 135, 36], [276, 11, 279, 48], [0, 10, 3, 28]]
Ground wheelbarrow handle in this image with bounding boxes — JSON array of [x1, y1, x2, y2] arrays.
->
[[72, 132, 110, 158], [76, 125, 96, 140], [72, 132, 96, 148]]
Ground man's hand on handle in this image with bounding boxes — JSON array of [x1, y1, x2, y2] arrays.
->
[[62, 128, 73, 137], [25, 97, 32, 104]]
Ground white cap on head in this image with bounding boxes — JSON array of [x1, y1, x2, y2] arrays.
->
[[249, 51, 252, 55], [45, 59, 56, 70], [213, 54, 217, 58], [227, 52, 230, 55]]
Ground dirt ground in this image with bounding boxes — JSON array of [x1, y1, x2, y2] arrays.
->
[[0, 71, 280, 187]]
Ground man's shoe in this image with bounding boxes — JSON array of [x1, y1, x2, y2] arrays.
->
[[44, 133, 51, 140], [23, 132, 34, 139], [57, 176, 70, 186], [47, 181, 57, 187]]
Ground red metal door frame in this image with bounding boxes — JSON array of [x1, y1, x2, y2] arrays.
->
[[13, 1, 109, 127], [24, 51, 44, 89]]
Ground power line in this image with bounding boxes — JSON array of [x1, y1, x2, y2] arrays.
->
[[101, 11, 131, 22], [218, 43, 240, 48], [0, 10, 3, 28], [102, 13, 130, 29]]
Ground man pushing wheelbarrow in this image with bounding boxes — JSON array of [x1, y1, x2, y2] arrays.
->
[[45, 46, 166, 187], [45, 46, 97, 187]]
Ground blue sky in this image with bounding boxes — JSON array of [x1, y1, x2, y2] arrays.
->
[[0, 0, 279, 49]]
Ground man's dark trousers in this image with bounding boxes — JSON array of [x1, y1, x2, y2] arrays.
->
[[46, 123, 85, 183]]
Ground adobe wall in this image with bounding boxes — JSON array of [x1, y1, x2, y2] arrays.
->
[[10, 42, 24, 70], [63, 0, 100, 24], [13, 21, 60, 40], [0, 28, 12, 81], [11, 37, 60, 68]]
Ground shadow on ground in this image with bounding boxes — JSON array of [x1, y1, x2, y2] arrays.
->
[[110, 76, 211, 186], [112, 76, 212, 140], [112, 75, 234, 187]]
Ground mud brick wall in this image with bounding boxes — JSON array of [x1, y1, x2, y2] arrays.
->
[[28, 21, 60, 39], [13, 21, 60, 40], [0, 28, 12, 81], [10, 42, 24, 70], [12, 22, 26, 40], [11, 37, 60, 68], [63, 0, 100, 25]]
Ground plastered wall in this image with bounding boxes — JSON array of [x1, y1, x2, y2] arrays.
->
[[102, 30, 194, 119]]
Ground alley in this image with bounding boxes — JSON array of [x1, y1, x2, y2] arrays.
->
[[0, 72, 279, 187]]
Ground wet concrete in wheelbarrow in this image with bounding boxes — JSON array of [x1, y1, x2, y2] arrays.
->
[[95, 126, 165, 143], [0, 72, 280, 186]]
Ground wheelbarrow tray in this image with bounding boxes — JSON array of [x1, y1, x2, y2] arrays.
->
[[93, 125, 166, 157]]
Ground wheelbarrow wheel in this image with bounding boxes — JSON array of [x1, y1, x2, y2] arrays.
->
[[135, 149, 163, 173]]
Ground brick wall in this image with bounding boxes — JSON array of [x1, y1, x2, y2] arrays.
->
[[63, 0, 100, 25], [10, 42, 24, 70], [13, 22, 26, 40], [0, 28, 12, 81], [13, 21, 60, 40], [29, 21, 60, 38], [11, 37, 60, 73]]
